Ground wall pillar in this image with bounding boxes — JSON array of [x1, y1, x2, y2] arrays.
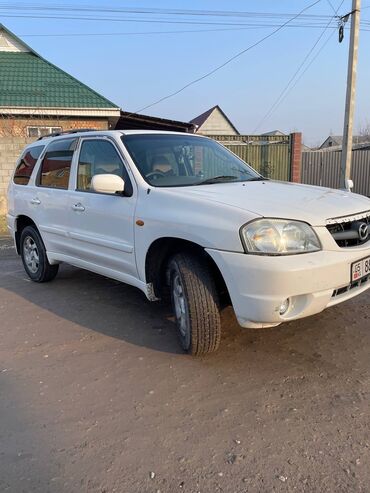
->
[[290, 132, 302, 183]]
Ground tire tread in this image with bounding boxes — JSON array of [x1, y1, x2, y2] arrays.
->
[[171, 253, 221, 355]]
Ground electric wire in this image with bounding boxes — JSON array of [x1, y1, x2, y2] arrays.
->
[[125, 0, 323, 115], [253, 0, 346, 132], [17, 25, 370, 37]]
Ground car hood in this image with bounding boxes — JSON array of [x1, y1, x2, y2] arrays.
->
[[178, 180, 370, 225]]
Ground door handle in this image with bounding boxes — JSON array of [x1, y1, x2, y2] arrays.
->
[[72, 203, 85, 212], [30, 198, 41, 205]]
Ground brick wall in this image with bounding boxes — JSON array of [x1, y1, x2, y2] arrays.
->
[[0, 116, 108, 137], [0, 116, 109, 214], [0, 136, 32, 213], [290, 132, 302, 183]]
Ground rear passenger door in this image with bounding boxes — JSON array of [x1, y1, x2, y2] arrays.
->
[[32, 138, 77, 255], [67, 137, 138, 279]]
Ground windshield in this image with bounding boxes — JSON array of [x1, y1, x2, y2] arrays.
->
[[121, 134, 262, 187]]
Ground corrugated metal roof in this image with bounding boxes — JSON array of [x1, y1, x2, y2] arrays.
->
[[117, 111, 195, 132], [0, 51, 118, 109], [0, 25, 118, 110]]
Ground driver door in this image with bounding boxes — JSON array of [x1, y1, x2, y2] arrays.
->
[[67, 137, 137, 279]]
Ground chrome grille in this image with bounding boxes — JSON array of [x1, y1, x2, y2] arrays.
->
[[326, 211, 370, 247]]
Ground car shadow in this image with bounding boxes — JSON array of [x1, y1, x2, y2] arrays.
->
[[3, 254, 368, 362], [9, 262, 187, 354]]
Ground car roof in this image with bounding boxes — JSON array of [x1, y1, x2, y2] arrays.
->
[[27, 129, 202, 145], [23, 129, 206, 151]]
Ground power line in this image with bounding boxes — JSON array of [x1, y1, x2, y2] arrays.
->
[[257, 28, 337, 126], [253, 0, 345, 133], [17, 27, 303, 37], [0, 3, 336, 28], [4, 14, 370, 31], [326, 0, 338, 14], [0, 2, 367, 29], [17, 25, 370, 38], [126, 0, 322, 115], [0, 12, 340, 28], [0, 3, 334, 20], [279, 29, 337, 102], [0, 13, 338, 27]]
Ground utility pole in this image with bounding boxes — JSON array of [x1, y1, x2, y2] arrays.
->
[[340, 0, 361, 190]]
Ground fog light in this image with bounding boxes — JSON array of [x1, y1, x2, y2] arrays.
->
[[279, 298, 290, 315]]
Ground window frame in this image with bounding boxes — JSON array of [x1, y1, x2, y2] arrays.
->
[[36, 137, 78, 190], [27, 126, 62, 138], [74, 136, 133, 197]]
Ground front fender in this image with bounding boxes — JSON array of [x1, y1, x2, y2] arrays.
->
[[134, 187, 256, 282]]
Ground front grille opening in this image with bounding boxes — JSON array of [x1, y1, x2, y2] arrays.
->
[[327, 214, 370, 247], [332, 274, 370, 298]]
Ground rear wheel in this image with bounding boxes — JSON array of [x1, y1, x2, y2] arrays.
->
[[168, 252, 221, 355], [20, 226, 59, 282]]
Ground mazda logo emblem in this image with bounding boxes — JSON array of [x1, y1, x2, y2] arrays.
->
[[359, 222, 369, 241]]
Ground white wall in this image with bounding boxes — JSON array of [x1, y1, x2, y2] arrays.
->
[[197, 108, 238, 135]]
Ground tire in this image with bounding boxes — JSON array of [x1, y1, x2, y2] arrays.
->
[[168, 252, 221, 355], [20, 226, 59, 282]]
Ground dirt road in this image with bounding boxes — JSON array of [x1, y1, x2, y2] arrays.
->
[[0, 237, 369, 493]]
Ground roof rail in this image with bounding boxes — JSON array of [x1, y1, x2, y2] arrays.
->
[[37, 128, 97, 140]]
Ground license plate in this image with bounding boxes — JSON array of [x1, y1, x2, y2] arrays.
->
[[351, 256, 370, 282]]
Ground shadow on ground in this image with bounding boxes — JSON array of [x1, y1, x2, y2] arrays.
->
[[1, 243, 365, 365]]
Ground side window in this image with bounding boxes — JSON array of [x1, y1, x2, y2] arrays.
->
[[13, 145, 45, 185], [77, 139, 131, 194], [39, 138, 77, 189]]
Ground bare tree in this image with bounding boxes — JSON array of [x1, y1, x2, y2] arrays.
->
[[357, 121, 370, 140]]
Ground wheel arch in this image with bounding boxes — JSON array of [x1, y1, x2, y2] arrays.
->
[[145, 237, 230, 305], [14, 215, 39, 254]]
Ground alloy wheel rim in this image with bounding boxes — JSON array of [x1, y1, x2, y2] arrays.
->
[[23, 236, 39, 274], [172, 272, 188, 337]]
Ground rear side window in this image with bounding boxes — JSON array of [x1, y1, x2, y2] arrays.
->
[[13, 145, 45, 185], [39, 138, 77, 189]]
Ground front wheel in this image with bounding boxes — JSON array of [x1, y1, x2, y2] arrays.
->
[[168, 253, 221, 356], [20, 226, 59, 282]]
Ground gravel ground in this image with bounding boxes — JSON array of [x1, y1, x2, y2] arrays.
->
[[0, 236, 369, 493]]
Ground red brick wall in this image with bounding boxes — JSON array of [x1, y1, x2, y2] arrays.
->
[[0, 116, 109, 137], [290, 132, 302, 183]]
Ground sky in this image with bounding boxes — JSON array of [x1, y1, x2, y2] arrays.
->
[[3, 0, 370, 146]]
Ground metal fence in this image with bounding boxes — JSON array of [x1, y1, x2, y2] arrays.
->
[[208, 134, 291, 181], [301, 150, 370, 196]]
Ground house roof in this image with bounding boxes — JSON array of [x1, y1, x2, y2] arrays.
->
[[0, 24, 119, 111], [320, 135, 370, 148], [116, 111, 195, 132], [328, 136, 343, 145], [189, 105, 239, 134], [262, 130, 285, 136]]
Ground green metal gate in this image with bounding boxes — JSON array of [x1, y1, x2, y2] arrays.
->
[[207, 134, 291, 181]]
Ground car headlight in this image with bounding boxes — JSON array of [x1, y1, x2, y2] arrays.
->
[[240, 219, 321, 255]]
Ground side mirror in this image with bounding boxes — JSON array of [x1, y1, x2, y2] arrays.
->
[[91, 174, 125, 195]]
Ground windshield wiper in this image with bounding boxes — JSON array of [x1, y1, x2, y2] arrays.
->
[[196, 175, 239, 185], [245, 176, 267, 181]]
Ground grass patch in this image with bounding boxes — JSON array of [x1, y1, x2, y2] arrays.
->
[[0, 215, 9, 236]]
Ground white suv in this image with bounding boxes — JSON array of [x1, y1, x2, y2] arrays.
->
[[7, 130, 370, 354]]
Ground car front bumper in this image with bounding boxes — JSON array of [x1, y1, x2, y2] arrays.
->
[[206, 246, 370, 329]]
